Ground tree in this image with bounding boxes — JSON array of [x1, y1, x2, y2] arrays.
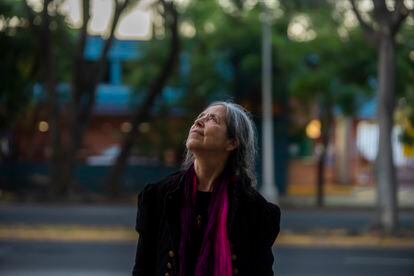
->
[[59, 0, 133, 196], [279, 2, 375, 206], [23, 0, 135, 197], [350, 0, 413, 234], [0, 0, 38, 164], [29, 0, 66, 197], [98, 0, 411, 200], [106, 0, 179, 197], [0, 0, 37, 155]]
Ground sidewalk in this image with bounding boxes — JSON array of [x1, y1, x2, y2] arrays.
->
[[1, 196, 413, 249], [1, 223, 414, 248], [282, 183, 414, 208]]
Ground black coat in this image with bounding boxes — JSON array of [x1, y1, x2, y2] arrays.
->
[[132, 170, 281, 276]]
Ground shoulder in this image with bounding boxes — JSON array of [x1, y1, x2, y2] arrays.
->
[[135, 170, 185, 232], [234, 178, 280, 221], [239, 187, 281, 245], [244, 188, 281, 223], [138, 170, 185, 201]]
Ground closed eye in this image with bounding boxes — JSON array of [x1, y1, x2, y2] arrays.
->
[[208, 114, 219, 123], [195, 112, 221, 124]]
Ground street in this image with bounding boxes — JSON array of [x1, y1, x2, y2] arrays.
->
[[2, 203, 414, 230], [276, 246, 414, 276], [0, 203, 413, 275], [0, 241, 413, 276]]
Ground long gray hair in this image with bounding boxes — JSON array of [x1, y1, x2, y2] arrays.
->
[[182, 101, 258, 187]]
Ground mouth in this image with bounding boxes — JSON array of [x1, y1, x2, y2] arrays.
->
[[190, 129, 204, 136]]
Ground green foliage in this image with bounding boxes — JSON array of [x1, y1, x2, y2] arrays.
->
[[0, 0, 36, 132], [123, 0, 414, 157], [284, 8, 377, 117], [0, 0, 76, 133], [4, 0, 412, 156], [396, 88, 414, 146]]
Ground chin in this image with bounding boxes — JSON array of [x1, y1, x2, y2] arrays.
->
[[185, 139, 194, 150], [186, 139, 201, 152]]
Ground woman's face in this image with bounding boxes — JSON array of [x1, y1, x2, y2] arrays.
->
[[186, 105, 236, 154]]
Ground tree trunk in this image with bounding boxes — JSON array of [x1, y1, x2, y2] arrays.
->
[[335, 116, 352, 185], [106, 1, 179, 197], [54, 0, 129, 197], [376, 32, 398, 234], [348, 0, 409, 235], [316, 102, 332, 207], [316, 147, 325, 207], [39, 0, 63, 197], [46, 69, 62, 197]]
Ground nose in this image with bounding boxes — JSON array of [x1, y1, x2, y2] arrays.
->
[[194, 116, 205, 128]]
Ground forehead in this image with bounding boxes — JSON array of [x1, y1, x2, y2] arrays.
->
[[200, 105, 226, 117]]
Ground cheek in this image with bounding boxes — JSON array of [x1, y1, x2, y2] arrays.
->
[[206, 126, 228, 141]]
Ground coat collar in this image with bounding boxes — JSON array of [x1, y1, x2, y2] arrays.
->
[[162, 170, 244, 248]]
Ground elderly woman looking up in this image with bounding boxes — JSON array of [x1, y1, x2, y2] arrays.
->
[[132, 101, 281, 276]]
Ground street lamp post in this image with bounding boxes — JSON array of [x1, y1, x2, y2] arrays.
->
[[259, 2, 278, 204]]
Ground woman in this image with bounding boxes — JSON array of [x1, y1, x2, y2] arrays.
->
[[132, 101, 281, 276]]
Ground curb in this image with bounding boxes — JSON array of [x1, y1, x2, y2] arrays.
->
[[1, 224, 414, 248], [276, 233, 414, 248], [0, 224, 136, 242]]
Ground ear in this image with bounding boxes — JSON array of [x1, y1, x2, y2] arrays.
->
[[225, 138, 238, 152]]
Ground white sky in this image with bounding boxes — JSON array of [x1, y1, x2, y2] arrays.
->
[[28, 0, 152, 40]]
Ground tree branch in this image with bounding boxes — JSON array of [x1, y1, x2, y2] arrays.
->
[[76, 0, 131, 135], [78, 0, 91, 58], [372, 0, 391, 26], [129, 0, 179, 151], [23, 0, 36, 29], [71, 0, 91, 106], [95, 0, 130, 84], [349, 0, 379, 47], [23, 1, 41, 80], [390, 0, 409, 35], [106, 0, 180, 196]]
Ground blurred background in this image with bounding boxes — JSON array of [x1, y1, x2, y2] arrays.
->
[[0, 0, 414, 275]]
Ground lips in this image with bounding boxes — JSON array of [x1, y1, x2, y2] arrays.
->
[[190, 129, 204, 136]]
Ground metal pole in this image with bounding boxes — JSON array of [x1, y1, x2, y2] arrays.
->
[[259, 3, 278, 204]]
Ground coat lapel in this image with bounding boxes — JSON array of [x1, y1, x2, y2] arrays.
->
[[162, 171, 244, 253], [164, 172, 185, 250]]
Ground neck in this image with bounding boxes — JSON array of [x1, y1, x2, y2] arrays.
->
[[193, 155, 227, 192]]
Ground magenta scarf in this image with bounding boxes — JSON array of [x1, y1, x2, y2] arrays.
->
[[178, 164, 233, 276]]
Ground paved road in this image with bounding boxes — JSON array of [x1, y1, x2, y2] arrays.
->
[[1, 203, 414, 231], [276, 245, 414, 276], [0, 241, 413, 276], [1, 203, 414, 275], [0, 204, 135, 226]]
